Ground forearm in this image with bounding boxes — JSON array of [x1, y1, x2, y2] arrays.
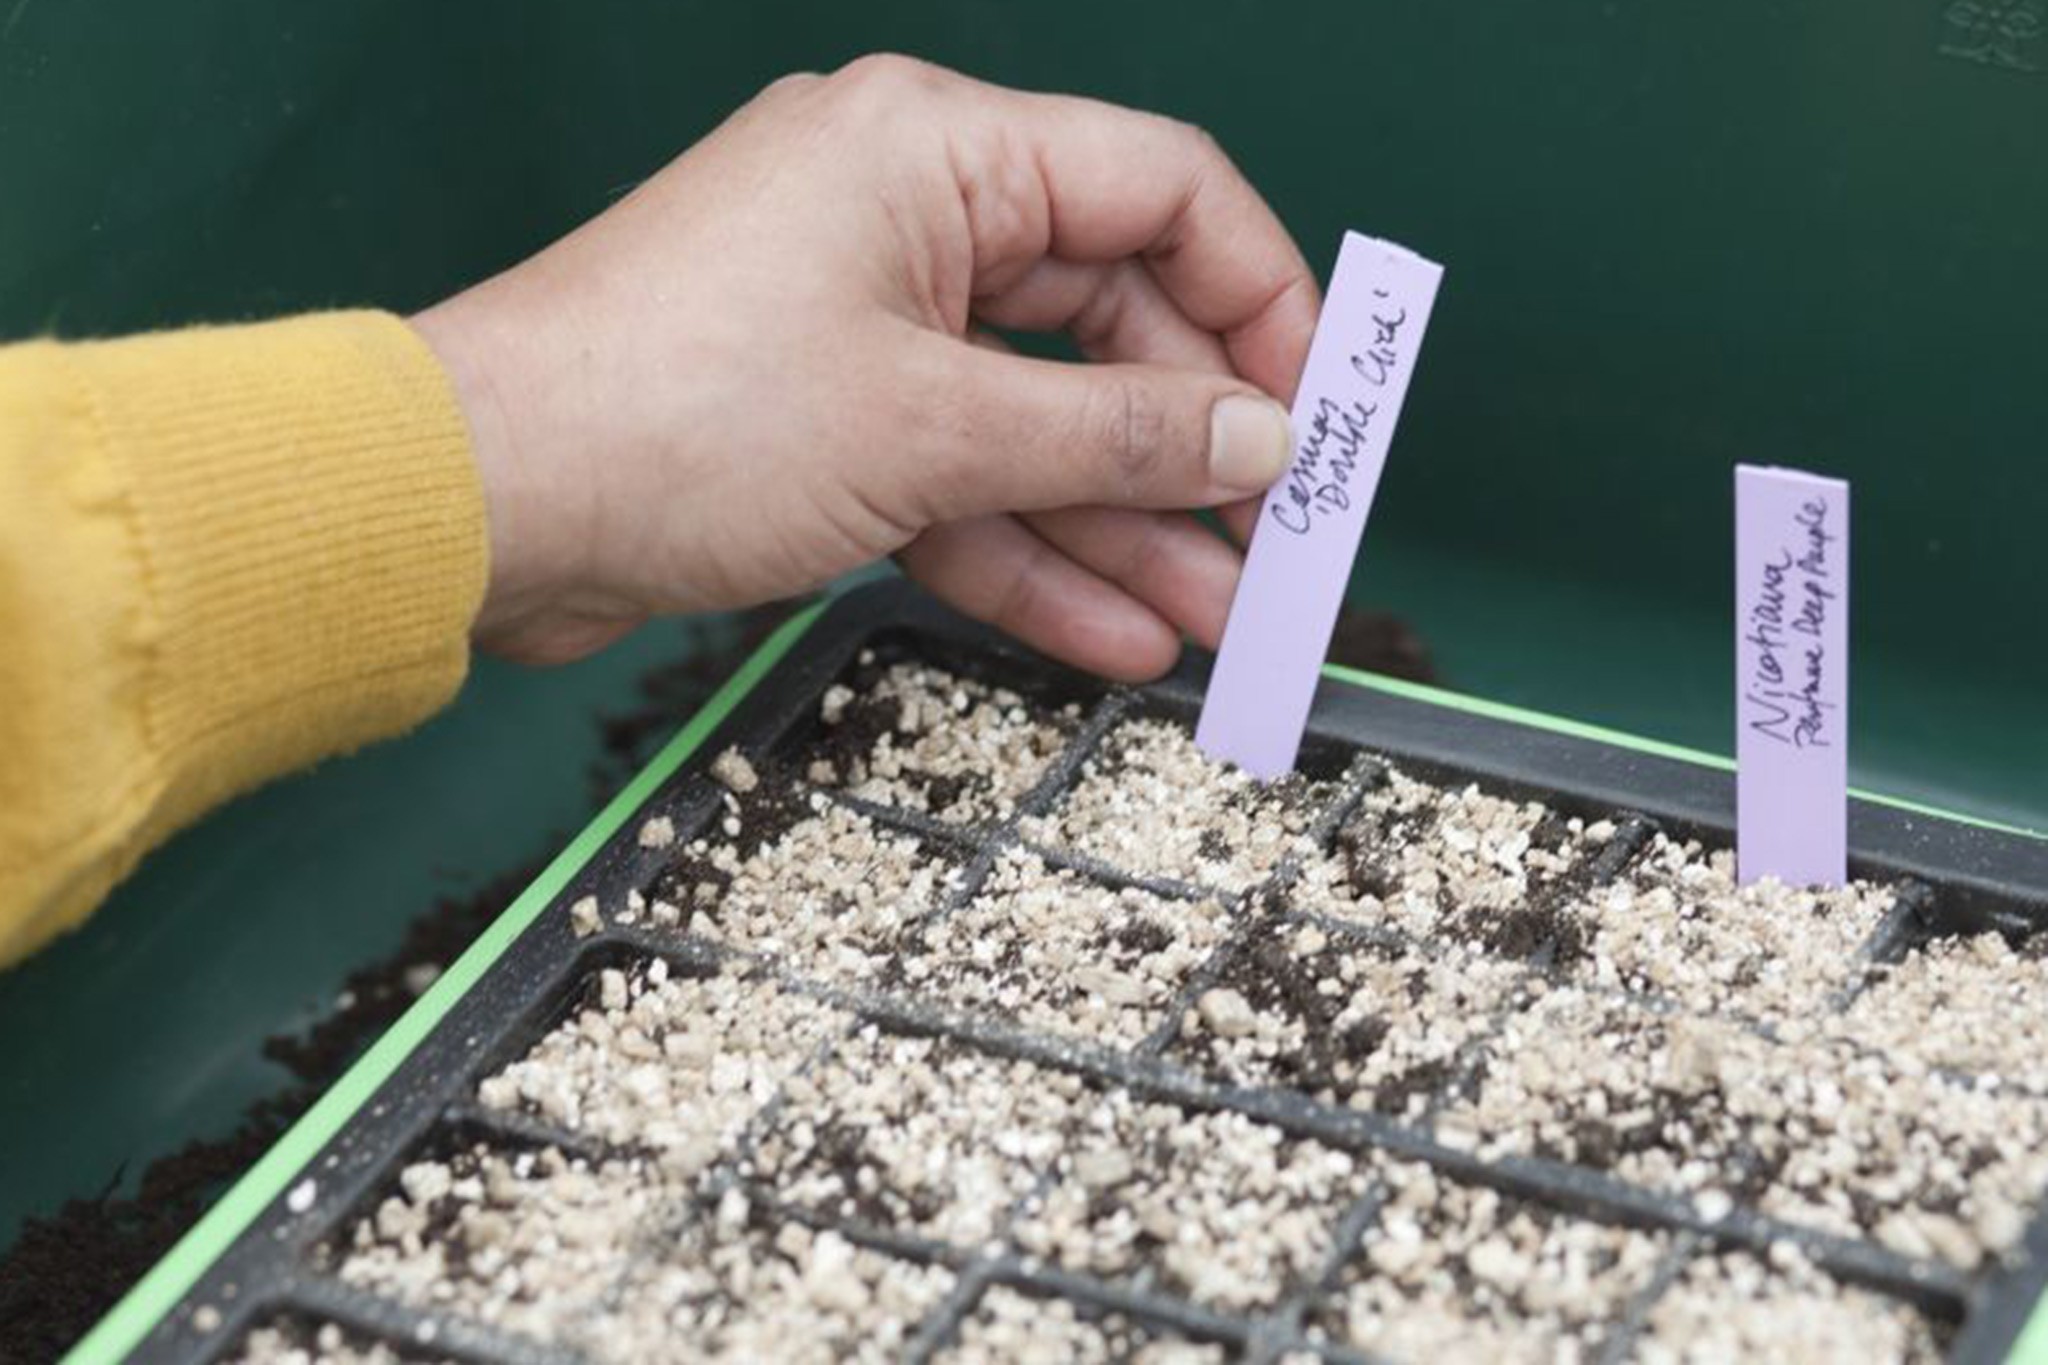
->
[[0, 312, 488, 966]]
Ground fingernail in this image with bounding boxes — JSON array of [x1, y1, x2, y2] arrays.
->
[[1209, 394, 1293, 492]]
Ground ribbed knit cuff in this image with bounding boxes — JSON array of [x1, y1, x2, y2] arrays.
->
[[65, 310, 488, 820]]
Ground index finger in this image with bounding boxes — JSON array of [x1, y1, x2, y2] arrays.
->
[[976, 86, 1321, 403]]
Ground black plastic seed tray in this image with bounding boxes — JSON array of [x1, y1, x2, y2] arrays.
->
[[73, 580, 2048, 1365]]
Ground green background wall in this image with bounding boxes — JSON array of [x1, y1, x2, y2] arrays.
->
[[2, 0, 2043, 1263]]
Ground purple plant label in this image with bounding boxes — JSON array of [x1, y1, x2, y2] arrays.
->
[[1196, 232, 1443, 779], [1736, 464, 1850, 887]]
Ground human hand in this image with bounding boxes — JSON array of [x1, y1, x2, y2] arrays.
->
[[413, 54, 1318, 678]]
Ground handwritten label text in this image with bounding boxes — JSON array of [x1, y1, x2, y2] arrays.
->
[[1196, 233, 1443, 779], [1735, 466, 1849, 887], [1269, 289, 1408, 538]]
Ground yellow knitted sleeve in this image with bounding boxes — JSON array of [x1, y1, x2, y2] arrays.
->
[[0, 312, 488, 966]]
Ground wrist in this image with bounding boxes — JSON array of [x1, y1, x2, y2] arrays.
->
[[409, 295, 547, 649]]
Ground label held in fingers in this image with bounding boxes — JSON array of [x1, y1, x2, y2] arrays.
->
[[1736, 464, 1849, 887], [1196, 231, 1443, 779]]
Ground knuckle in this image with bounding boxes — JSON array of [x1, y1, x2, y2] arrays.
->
[[760, 70, 825, 101], [955, 124, 1055, 270], [1170, 116, 1225, 160], [832, 52, 943, 100], [821, 54, 955, 141], [1086, 379, 1169, 495]]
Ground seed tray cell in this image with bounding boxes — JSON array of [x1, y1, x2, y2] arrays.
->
[[1632, 1249, 1945, 1363], [583, 1209, 956, 1363], [748, 1027, 1084, 1248], [328, 1143, 650, 1344], [1017, 716, 1345, 894], [1755, 1060, 2048, 1267], [80, 582, 2048, 1365], [1433, 987, 1785, 1195], [892, 849, 1233, 1048], [1833, 931, 2048, 1092], [475, 958, 846, 1170], [1012, 1094, 1371, 1315], [1564, 831, 1900, 1026], [809, 658, 1083, 828], [1163, 918, 1538, 1122], [1289, 768, 1614, 947], [655, 800, 963, 983], [1312, 1154, 1673, 1362]]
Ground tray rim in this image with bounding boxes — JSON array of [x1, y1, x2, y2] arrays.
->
[[60, 580, 2048, 1365]]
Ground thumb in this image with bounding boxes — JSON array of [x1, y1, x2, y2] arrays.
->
[[919, 340, 1293, 519]]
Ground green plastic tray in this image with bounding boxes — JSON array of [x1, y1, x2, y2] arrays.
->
[[67, 584, 2048, 1362]]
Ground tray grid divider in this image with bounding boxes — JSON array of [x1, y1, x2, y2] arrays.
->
[[1568, 875, 1958, 1353], [1264, 804, 1670, 1351], [187, 630, 2036, 1364], [449, 687, 1145, 1361]]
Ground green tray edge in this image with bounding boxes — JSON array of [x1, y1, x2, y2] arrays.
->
[[61, 602, 828, 1365], [2016, 1298, 2048, 1365], [64, 609, 2047, 1363]]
